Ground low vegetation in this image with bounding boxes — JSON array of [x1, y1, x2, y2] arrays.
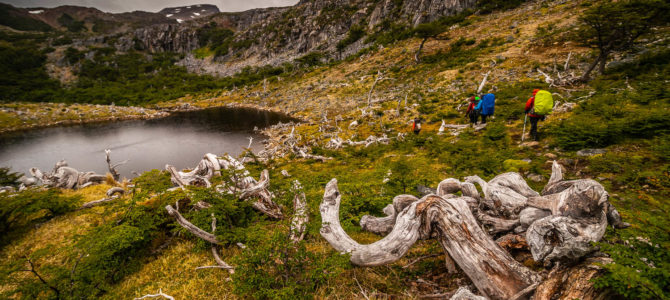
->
[[0, 0, 669, 299]]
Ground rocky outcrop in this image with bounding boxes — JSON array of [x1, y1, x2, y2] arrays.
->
[[121, 0, 478, 76], [369, 0, 476, 28], [116, 23, 199, 53]]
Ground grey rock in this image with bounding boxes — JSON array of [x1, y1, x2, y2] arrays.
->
[[576, 149, 607, 157], [527, 173, 544, 182]]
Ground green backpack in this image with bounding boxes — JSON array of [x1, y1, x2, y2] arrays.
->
[[533, 90, 554, 115]]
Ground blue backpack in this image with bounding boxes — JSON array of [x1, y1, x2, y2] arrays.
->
[[480, 93, 495, 116]]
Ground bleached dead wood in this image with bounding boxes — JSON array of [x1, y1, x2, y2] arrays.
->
[[450, 287, 487, 300], [104, 149, 127, 181], [289, 180, 308, 243], [197, 214, 235, 273], [436, 178, 461, 196], [465, 173, 539, 218], [80, 187, 126, 209], [166, 154, 283, 219], [367, 71, 385, 107], [359, 195, 419, 235], [165, 204, 220, 244], [134, 289, 174, 300], [320, 179, 540, 299], [322, 161, 630, 298], [476, 71, 491, 94], [29, 160, 105, 189], [80, 195, 120, 209]]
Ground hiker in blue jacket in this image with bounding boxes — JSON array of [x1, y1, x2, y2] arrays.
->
[[475, 93, 495, 124]]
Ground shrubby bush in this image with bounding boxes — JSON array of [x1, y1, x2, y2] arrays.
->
[[232, 230, 350, 299], [0, 167, 21, 187], [0, 189, 79, 248], [552, 50, 670, 150]]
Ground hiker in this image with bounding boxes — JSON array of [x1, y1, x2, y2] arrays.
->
[[475, 93, 495, 124], [412, 117, 422, 134], [465, 96, 480, 125], [525, 89, 553, 141]]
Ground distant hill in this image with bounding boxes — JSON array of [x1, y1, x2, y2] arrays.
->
[[0, 3, 52, 31], [158, 4, 220, 23]]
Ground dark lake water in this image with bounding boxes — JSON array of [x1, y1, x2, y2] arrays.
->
[[0, 107, 295, 178]]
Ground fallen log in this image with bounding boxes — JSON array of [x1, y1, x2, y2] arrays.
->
[[320, 179, 540, 299], [80, 187, 126, 209], [165, 204, 220, 244], [29, 160, 106, 190]]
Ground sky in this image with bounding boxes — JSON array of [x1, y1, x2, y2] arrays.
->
[[1, 0, 299, 13]]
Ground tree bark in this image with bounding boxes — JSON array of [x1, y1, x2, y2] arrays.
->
[[580, 50, 608, 81]]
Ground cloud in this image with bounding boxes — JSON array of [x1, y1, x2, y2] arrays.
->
[[0, 0, 299, 13]]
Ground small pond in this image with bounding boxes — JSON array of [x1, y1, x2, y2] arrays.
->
[[0, 106, 296, 178]]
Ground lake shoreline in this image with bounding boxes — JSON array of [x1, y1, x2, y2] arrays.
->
[[0, 106, 297, 178], [0, 101, 304, 136]]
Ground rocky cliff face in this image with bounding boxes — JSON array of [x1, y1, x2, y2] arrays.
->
[[116, 23, 200, 53], [56, 0, 477, 76], [171, 0, 477, 76]]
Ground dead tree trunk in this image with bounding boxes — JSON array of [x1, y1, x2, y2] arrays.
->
[[289, 180, 308, 243], [367, 71, 384, 107], [105, 149, 127, 181], [320, 179, 540, 299], [415, 37, 428, 63]]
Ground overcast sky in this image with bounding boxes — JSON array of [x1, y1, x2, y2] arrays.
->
[[1, 0, 299, 13]]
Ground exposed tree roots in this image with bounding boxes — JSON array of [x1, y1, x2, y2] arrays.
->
[[320, 161, 627, 299]]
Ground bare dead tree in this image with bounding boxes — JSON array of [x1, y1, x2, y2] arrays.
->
[[105, 149, 128, 181]]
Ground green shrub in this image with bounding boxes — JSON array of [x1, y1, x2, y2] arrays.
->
[[64, 47, 84, 65], [57, 13, 86, 33], [0, 189, 79, 248], [477, 0, 528, 14], [336, 24, 366, 51], [594, 229, 670, 300], [295, 52, 324, 67], [0, 167, 21, 187], [502, 159, 529, 172], [232, 230, 350, 299]]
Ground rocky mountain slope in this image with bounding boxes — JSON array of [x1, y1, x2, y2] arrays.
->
[[163, 0, 479, 75]]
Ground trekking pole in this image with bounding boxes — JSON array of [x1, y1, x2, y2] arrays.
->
[[521, 114, 528, 142]]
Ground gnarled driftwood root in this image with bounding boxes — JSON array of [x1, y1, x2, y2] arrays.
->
[[320, 179, 540, 300]]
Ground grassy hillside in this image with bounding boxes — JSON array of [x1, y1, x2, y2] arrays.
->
[[1, 0, 669, 299]]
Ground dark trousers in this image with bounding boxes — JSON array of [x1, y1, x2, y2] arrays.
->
[[480, 114, 488, 124], [468, 112, 478, 124], [529, 116, 542, 141]]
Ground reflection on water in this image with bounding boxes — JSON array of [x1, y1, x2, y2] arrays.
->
[[0, 107, 295, 178]]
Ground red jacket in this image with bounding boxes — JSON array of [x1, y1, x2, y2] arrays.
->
[[525, 97, 542, 118], [466, 102, 476, 115]]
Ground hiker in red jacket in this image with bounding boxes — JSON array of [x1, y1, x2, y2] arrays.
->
[[465, 96, 479, 125], [525, 89, 545, 141], [412, 117, 422, 134]]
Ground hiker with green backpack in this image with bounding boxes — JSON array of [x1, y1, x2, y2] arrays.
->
[[524, 89, 553, 141]]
